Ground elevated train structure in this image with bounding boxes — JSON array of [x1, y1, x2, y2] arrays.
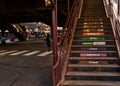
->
[[0, 0, 73, 41]]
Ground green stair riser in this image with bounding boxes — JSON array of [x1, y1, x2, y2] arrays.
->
[[82, 37, 105, 40]]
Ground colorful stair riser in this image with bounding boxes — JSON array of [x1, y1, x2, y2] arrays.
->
[[80, 53, 107, 57], [80, 47, 106, 51], [82, 37, 105, 40], [81, 28, 106, 57], [83, 32, 104, 36]]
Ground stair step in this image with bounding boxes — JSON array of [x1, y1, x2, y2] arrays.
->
[[72, 42, 115, 46], [73, 37, 114, 42], [81, 16, 106, 17], [81, 10, 105, 12], [75, 30, 112, 33], [70, 57, 118, 60], [73, 38, 114, 41], [72, 45, 116, 47], [78, 18, 110, 21], [76, 24, 111, 27], [82, 10, 104, 11], [66, 72, 120, 77], [76, 26, 112, 30], [62, 80, 120, 86], [75, 34, 113, 37], [74, 35, 114, 38], [68, 66, 120, 72], [72, 41, 115, 45], [68, 64, 120, 68], [71, 53, 118, 57], [69, 59, 119, 65], [81, 11, 105, 12], [81, 15, 106, 16], [76, 26, 112, 29], [76, 26, 111, 28], [78, 20, 110, 22], [77, 20, 111, 26], [73, 36, 114, 40], [71, 51, 117, 53], [71, 47, 117, 51], [81, 13, 106, 15], [81, 14, 106, 16], [77, 22, 111, 25], [80, 16, 108, 19], [65, 74, 120, 81]]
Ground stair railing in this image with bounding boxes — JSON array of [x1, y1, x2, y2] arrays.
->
[[52, 0, 83, 86], [104, 0, 120, 58]]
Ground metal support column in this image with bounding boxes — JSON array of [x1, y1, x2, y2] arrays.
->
[[51, 0, 58, 65]]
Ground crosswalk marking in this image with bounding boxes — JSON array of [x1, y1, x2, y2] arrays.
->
[[37, 51, 53, 56], [0, 50, 7, 53], [9, 50, 29, 56], [0, 50, 18, 55], [0, 50, 53, 56], [23, 51, 40, 56]]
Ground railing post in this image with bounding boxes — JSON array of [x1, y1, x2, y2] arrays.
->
[[51, 0, 58, 65]]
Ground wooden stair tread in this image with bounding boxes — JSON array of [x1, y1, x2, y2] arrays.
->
[[62, 80, 120, 86], [66, 72, 120, 76], [70, 57, 118, 60], [68, 64, 120, 68]]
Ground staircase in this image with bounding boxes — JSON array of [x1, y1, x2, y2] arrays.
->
[[61, 0, 120, 86]]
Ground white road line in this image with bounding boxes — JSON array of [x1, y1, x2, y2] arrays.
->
[[9, 50, 29, 56], [23, 51, 40, 56], [37, 51, 53, 56], [0, 50, 7, 53], [0, 50, 18, 55]]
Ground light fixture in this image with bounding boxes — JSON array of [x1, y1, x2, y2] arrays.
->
[[45, 0, 51, 6]]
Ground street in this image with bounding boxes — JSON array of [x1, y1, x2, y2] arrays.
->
[[0, 39, 53, 86]]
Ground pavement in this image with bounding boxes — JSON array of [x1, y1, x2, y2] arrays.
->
[[0, 39, 53, 86]]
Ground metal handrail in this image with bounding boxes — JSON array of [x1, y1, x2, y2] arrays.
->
[[52, 0, 83, 86], [104, 0, 120, 58]]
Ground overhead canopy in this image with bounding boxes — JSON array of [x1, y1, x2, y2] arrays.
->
[[0, 0, 73, 26]]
